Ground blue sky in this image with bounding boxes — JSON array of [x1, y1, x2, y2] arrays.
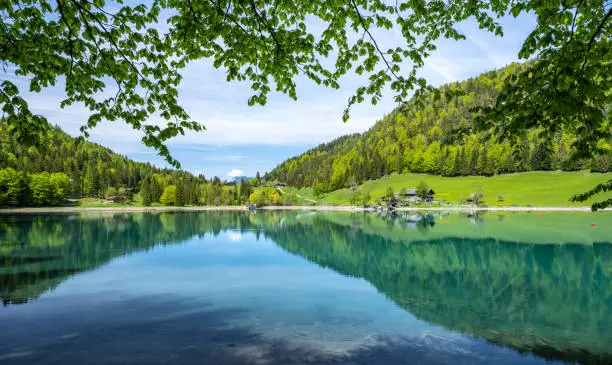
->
[[3, 11, 535, 179]]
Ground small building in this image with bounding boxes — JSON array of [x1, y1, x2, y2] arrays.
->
[[106, 195, 121, 202], [273, 183, 288, 188], [399, 189, 418, 198], [224, 181, 236, 186], [398, 188, 436, 202]]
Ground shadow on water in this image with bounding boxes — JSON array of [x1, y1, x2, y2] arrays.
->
[[1, 211, 612, 364]]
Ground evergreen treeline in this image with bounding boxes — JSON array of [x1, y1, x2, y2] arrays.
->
[[267, 64, 612, 191], [0, 120, 255, 206]]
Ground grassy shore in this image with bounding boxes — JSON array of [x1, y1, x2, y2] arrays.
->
[[1, 205, 609, 214], [0, 206, 248, 214], [1, 171, 610, 213], [279, 171, 612, 207]]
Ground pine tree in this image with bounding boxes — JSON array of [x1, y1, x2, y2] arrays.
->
[[478, 147, 493, 176], [452, 148, 462, 176], [459, 148, 469, 175], [142, 179, 152, 206], [469, 147, 480, 175], [176, 181, 185, 206], [531, 140, 553, 171]]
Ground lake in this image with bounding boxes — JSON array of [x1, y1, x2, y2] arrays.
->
[[1, 211, 611, 365]]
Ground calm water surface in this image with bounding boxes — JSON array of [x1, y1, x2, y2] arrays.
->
[[1, 211, 611, 365]]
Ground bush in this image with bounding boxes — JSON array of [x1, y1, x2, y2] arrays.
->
[[350, 190, 361, 206], [416, 181, 430, 200], [0, 168, 23, 206], [281, 193, 297, 206], [249, 190, 268, 206], [360, 191, 371, 207], [313, 183, 325, 199], [105, 187, 118, 198], [160, 185, 178, 206], [27, 172, 67, 205]]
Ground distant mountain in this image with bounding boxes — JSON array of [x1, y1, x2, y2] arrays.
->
[[267, 63, 611, 190], [233, 176, 253, 184]]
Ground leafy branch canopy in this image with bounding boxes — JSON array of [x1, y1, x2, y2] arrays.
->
[[1, 0, 610, 206]]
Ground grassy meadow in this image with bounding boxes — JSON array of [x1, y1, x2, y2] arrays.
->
[[278, 171, 612, 207]]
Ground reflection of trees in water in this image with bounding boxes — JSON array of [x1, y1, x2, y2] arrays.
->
[[2, 211, 612, 364], [376, 212, 436, 233], [265, 216, 612, 364], [0, 212, 260, 305]]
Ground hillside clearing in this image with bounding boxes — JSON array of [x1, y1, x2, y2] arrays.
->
[[280, 171, 612, 207]]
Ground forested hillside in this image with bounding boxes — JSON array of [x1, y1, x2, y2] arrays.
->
[[267, 64, 611, 191], [0, 120, 178, 195], [0, 121, 254, 207]]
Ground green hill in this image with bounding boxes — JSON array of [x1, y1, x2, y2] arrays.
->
[[0, 120, 252, 207], [281, 171, 612, 207], [0, 120, 189, 200], [266, 64, 611, 192]]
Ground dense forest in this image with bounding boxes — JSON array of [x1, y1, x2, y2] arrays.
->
[[0, 121, 255, 206], [267, 64, 612, 191]]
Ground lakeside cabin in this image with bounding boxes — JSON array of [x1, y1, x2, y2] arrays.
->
[[398, 188, 436, 202], [105, 195, 121, 202]]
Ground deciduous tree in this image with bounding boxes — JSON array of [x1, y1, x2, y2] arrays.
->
[[2, 0, 610, 207]]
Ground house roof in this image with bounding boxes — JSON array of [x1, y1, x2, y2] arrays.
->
[[398, 188, 435, 195]]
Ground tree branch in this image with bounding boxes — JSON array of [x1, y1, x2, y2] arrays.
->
[[349, 0, 399, 80]]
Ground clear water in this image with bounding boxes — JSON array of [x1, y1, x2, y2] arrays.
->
[[1, 211, 611, 365]]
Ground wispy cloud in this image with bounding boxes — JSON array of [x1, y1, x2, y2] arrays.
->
[[228, 169, 244, 177]]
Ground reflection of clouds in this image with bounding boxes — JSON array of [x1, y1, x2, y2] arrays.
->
[[226, 231, 243, 242], [0, 293, 536, 365], [54, 235, 429, 354]]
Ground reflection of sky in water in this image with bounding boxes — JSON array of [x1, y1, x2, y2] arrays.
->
[[0, 230, 557, 364]]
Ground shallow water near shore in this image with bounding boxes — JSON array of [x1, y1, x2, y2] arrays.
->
[[1, 211, 611, 364]]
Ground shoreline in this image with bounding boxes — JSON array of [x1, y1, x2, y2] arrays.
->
[[0, 205, 607, 214], [260, 206, 606, 212]]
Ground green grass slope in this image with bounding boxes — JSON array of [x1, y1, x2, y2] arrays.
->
[[267, 64, 611, 192], [288, 171, 612, 207]]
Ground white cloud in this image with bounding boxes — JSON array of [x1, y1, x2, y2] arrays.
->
[[226, 231, 243, 242], [426, 57, 460, 82], [228, 169, 244, 177]]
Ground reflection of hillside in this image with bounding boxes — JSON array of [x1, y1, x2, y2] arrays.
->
[[0, 212, 263, 305], [265, 216, 612, 364], [300, 211, 612, 245], [3, 211, 612, 364]]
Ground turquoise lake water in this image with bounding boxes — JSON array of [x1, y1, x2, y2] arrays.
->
[[1, 211, 611, 364]]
